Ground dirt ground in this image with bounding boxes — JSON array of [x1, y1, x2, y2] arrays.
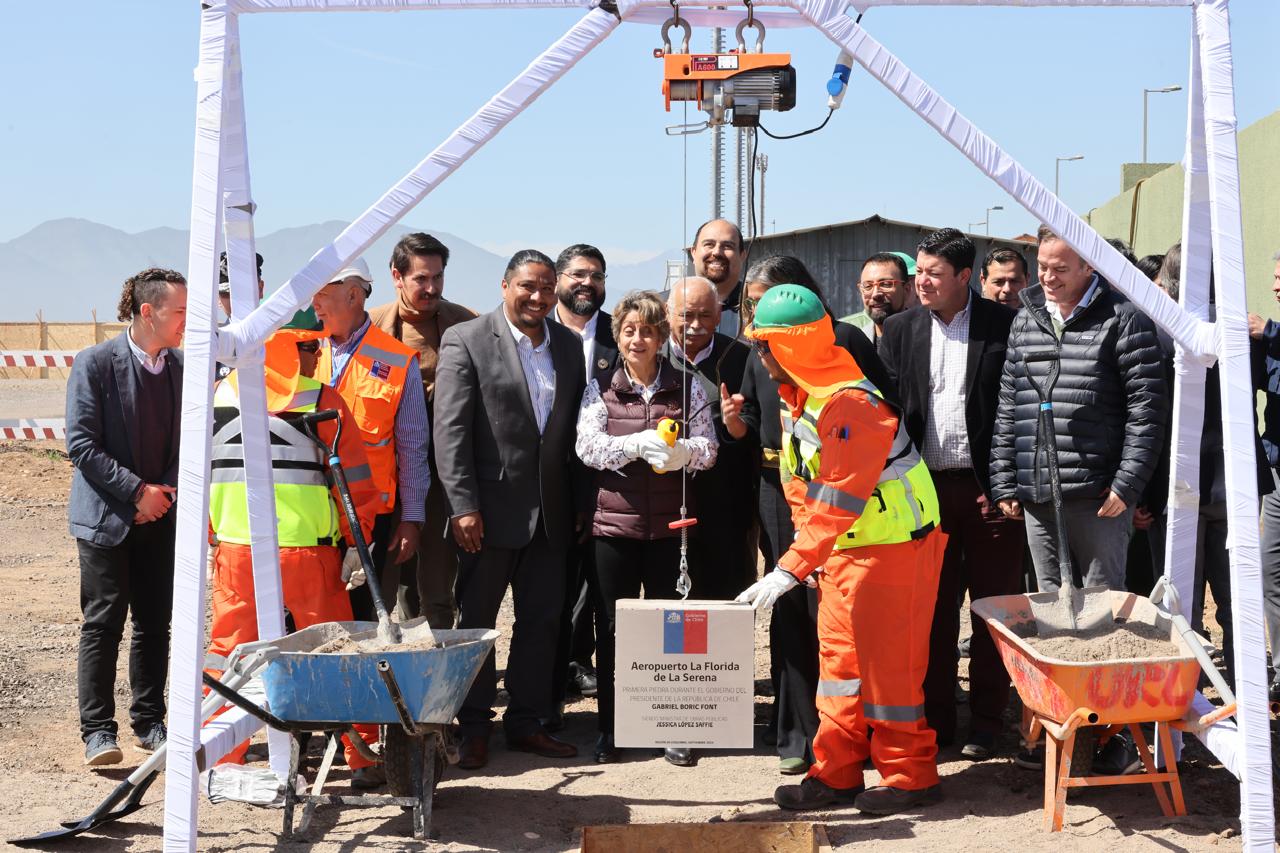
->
[[0, 438, 1268, 852]]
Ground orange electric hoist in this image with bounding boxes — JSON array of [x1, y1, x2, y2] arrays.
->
[[657, 7, 796, 128]]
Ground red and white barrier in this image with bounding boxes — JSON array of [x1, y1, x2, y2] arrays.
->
[[0, 419, 66, 440], [0, 351, 78, 369]]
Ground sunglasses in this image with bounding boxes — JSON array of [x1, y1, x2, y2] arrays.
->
[[297, 341, 320, 354]]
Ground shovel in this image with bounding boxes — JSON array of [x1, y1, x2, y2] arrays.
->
[[297, 409, 408, 648], [1020, 349, 1112, 636], [8, 653, 271, 847]]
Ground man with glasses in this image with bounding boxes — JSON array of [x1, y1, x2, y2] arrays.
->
[[549, 244, 618, 715], [840, 252, 915, 348]]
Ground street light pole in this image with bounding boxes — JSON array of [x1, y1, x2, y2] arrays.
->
[[984, 205, 1003, 237], [1142, 85, 1182, 163], [1055, 154, 1084, 197]]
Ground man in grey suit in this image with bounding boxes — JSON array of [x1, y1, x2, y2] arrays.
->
[[66, 268, 186, 766], [434, 249, 587, 769]]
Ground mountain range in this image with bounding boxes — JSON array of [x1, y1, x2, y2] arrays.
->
[[0, 219, 681, 322]]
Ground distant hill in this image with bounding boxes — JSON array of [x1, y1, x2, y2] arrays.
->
[[0, 218, 678, 321]]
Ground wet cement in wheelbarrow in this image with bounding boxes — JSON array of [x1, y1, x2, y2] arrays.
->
[[1028, 620, 1182, 662]]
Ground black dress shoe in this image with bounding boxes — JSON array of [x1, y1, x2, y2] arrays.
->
[[507, 731, 578, 759], [664, 747, 695, 767], [576, 669, 599, 697], [594, 734, 619, 764], [458, 734, 489, 770]]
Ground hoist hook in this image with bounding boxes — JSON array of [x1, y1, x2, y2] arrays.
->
[[661, 1, 691, 55]]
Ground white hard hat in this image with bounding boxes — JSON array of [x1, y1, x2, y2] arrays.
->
[[328, 257, 373, 294]]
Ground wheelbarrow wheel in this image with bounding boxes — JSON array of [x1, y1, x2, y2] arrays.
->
[[384, 726, 447, 798], [384, 725, 415, 798], [1070, 726, 1097, 778]]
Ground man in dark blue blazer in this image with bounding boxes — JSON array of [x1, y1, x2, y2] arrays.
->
[[66, 268, 186, 766]]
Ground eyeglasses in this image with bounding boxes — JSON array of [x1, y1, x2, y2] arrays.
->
[[751, 338, 771, 356], [561, 269, 607, 283], [297, 341, 320, 354], [858, 279, 905, 294], [742, 296, 761, 315]]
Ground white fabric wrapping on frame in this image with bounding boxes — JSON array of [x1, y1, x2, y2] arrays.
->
[[233, 0, 1190, 10], [1164, 8, 1210, 629], [215, 5, 620, 366], [196, 706, 265, 775], [220, 12, 295, 780], [623, 7, 812, 27], [1196, 1, 1275, 847], [166, 5, 229, 850], [802, 3, 1215, 359], [1154, 14, 1207, 767]]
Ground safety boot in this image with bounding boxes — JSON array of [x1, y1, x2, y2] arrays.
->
[[774, 776, 863, 811], [854, 783, 942, 815]]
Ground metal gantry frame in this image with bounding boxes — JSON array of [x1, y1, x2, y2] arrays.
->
[[169, 0, 1271, 848]]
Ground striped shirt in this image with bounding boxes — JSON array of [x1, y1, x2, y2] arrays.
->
[[504, 312, 556, 434], [325, 314, 431, 523], [922, 293, 972, 471]]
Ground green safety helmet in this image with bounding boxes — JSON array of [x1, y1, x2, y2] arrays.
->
[[890, 251, 917, 276], [750, 285, 826, 333], [283, 306, 323, 331]]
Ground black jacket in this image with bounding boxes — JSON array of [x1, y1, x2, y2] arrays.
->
[[665, 333, 759, 595], [879, 296, 1015, 498], [989, 278, 1167, 506], [740, 320, 895, 450]]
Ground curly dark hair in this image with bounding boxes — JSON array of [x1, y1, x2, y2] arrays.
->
[[117, 268, 186, 322]]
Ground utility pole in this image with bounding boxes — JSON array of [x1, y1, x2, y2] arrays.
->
[[710, 26, 725, 223], [756, 154, 768, 235]]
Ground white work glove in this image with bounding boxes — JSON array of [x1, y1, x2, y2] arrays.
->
[[652, 439, 693, 473], [735, 567, 799, 610], [622, 429, 672, 462], [342, 547, 367, 591]]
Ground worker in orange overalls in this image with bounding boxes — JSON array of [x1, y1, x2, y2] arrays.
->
[[205, 308, 385, 787], [736, 285, 947, 815]]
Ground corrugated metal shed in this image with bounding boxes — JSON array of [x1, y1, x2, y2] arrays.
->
[[746, 214, 1036, 318]]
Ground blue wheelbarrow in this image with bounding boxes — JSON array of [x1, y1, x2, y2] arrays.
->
[[205, 618, 498, 840]]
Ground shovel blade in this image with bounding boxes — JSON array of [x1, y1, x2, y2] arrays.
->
[[1029, 584, 1114, 636]]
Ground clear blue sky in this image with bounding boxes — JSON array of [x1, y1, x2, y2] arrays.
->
[[2, 1, 1278, 259]]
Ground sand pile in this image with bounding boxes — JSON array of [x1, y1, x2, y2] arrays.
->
[[1028, 620, 1183, 662]]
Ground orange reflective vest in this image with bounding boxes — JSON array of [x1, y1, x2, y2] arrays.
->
[[317, 322, 416, 512]]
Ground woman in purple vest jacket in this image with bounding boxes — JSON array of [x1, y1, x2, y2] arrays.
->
[[575, 290, 718, 765]]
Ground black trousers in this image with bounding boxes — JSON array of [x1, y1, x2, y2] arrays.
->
[[349, 511, 396, 622], [758, 467, 820, 761], [456, 524, 567, 740], [922, 471, 1026, 742], [552, 537, 597, 704], [76, 520, 175, 741], [591, 536, 680, 735]]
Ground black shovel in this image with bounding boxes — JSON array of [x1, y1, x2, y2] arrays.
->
[[296, 409, 406, 647], [8, 657, 266, 847]]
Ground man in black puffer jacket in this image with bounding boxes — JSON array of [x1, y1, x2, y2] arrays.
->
[[990, 226, 1166, 593]]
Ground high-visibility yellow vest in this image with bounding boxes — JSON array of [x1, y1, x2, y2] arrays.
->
[[209, 376, 341, 548], [316, 324, 414, 512], [780, 379, 939, 548]]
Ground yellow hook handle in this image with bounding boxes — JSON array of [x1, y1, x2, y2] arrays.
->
[[653, 417, 680, 473]]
